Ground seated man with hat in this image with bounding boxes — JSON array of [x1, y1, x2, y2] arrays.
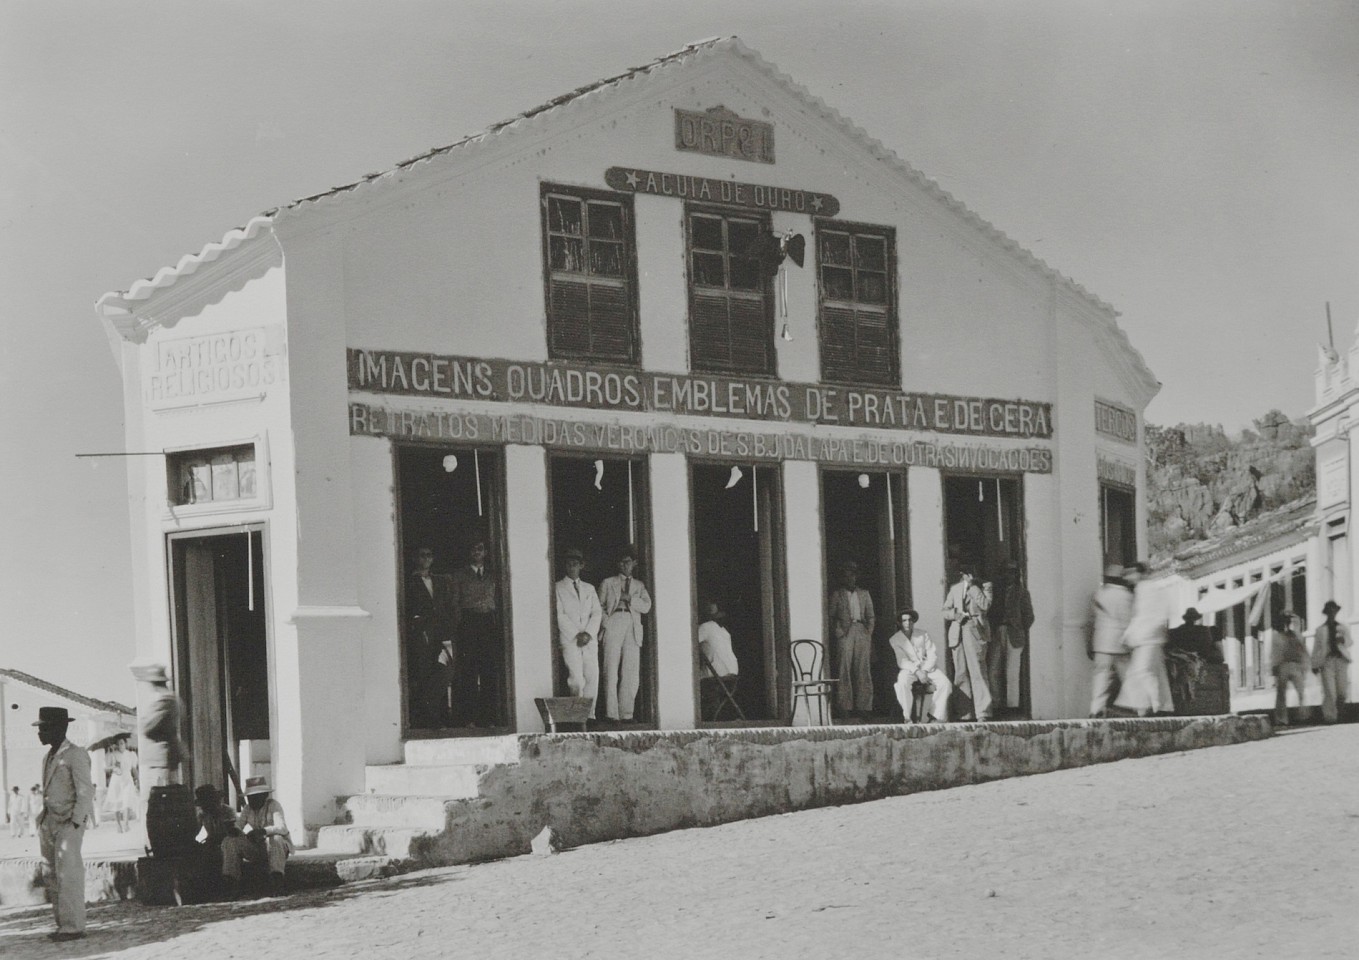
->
[[34, 706, 94, 942], [888, 609, 952, 723], [1165, 606, 1225, 714], [220, 776, 293, 896]]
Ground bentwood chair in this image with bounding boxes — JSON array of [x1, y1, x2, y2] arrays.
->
[[789, 639, 839, 726], [699, 649, 746, 721]]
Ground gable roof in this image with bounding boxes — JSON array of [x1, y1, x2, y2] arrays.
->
[[95, 37, 1159, 397], [0, 668, 135, 716]]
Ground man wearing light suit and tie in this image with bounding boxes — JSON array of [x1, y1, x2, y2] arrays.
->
[[598, 545, 654, 722], [34, 706, 94, 942], [555, 547, 603, 719]]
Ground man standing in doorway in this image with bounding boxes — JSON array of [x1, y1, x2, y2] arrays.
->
[[1312, 600, 1352, 723], [829, 561, 876, 718], [555, 548, 603, 719], [996, 561, 1035, 716], [451, 540, 502, 727], [943, 567, 992, 721], [34, 707, 93, 942], [598, 546, 653, 723], [406, 545, 454, 728]]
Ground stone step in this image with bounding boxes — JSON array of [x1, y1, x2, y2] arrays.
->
[[403, 734, 522, 766], [312, 825, 428, 859], [364, 762, 484, 797], [341, 793, 453, 829]]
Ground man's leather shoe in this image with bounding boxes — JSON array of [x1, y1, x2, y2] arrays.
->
[[48, 931, 86, 942]]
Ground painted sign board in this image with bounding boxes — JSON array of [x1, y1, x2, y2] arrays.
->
[[674, 106, 775, 163], [1320, 452, 1348, 509], [145, 326, 286, 409], [1095, 398, 1138, 444], [604, 167, 839, 218], [349, 402, 1054, 474], [1097, 455, 1138, 490], [347, 349, 1054, 440]]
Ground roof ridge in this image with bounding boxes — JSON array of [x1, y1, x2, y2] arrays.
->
[[0, 667, 135, 716]]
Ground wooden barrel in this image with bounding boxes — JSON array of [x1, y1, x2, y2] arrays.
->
[[145, 784, 198, 859]]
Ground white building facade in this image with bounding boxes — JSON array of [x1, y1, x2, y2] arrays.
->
[[97, 40, 1159, 833]]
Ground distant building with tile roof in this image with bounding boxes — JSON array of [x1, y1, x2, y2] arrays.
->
[[1, 669, 136, 803]]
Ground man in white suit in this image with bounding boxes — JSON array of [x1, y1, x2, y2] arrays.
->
[[555, 547, 603, 719], [888, 609, 951, 722], [943, 567, 992, 721], [598, 545, 653, 722], [34, 706, 94, 942]]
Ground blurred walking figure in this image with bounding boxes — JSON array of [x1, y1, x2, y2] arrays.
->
[[105, 741, 137, 833], [1114, 563, 1171, 716], [1271, 611, 1309, 726], [27, 786, 42, 837], [1312, 600, 1351, 723], [944, 567, 992, 721], [136, 663, 186, 785], [1089, 563, 1133, 717], [8, 786, 28, 838]]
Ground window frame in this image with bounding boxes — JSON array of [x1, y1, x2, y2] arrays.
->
[[814, 218, 900, 387], [540, 182, 640, 364], [163, 436, 271, 518], [683, 203, 776, 377]]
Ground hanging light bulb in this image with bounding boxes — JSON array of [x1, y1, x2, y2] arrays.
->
[[593, 459, 605, 491], [442, 455, 458, 473], [857, 473, 870, 489], [726, 465, 744, 489]]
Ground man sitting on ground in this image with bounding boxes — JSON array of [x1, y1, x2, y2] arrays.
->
[[888, 609, 952, 723], [220, 776, 292, 897]]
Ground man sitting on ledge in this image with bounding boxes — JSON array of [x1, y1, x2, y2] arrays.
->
[[221, 776, 292, 897], [889, 609, 951, 723]]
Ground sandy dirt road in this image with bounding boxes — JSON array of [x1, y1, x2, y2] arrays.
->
[[3, 724, 1355, 960]]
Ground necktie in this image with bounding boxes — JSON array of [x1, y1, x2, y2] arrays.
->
[[476, 567, 483, 580], [574, 580, 580, 599]]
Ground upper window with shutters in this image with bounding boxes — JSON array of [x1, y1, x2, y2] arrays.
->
[[816, 221, 898, 386], [686, 206, 775, 376], [541, 184, 639, 363]]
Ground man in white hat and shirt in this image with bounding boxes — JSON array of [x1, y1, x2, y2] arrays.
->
[[34, 706, 94, 942], [221, 776, 293, 896]]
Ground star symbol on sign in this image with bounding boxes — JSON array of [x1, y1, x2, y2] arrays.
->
[[810, 195, 824, 211], [624, 170, 640, 189]]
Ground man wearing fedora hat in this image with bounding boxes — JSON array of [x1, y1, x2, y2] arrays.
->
[[555, 547, 602, 718], [1312, 600, 1351, 723], [1166, 607, 1224, 713], [220, 775, 292, 897], [34, 706, 94, 941], [598, 545, 653, 723]]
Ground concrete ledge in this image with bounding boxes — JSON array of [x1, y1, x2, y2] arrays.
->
[[412, 715, 1270, 866], [0, 856, 138, 907]]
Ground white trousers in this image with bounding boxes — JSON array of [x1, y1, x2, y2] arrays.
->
[[1089, 652, 1130, 716], [39, 818, 85, 934], [893, 669, 952, 722], [559, 637, 600, 718], [601, 617, 641, 721]]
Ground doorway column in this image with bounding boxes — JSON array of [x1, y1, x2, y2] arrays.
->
[[907, 468, 946, 650], [650, 452, 695, 729], [506, 445, 553, 731]]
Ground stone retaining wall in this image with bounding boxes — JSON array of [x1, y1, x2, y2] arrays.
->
[[414, 715, 1269, 866]]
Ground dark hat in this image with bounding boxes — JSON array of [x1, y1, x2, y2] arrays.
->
[[33, 706, 72, 727], [898, 608, 919, 622], [194, 784, 222, 806], [702, 600, 726, 620], [618, 544, 638, 562], [564, 547, 584, 562], [1182, 607, 1202, 623], [1323, 600, 1341, 614]]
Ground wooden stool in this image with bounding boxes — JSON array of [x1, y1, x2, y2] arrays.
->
[[534, 696, 592, 732]]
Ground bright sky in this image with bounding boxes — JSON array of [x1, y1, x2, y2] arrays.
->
[[2, 0, 1356, 704]]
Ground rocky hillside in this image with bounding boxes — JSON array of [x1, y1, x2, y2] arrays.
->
[[1147, 410, 1315, 560]]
